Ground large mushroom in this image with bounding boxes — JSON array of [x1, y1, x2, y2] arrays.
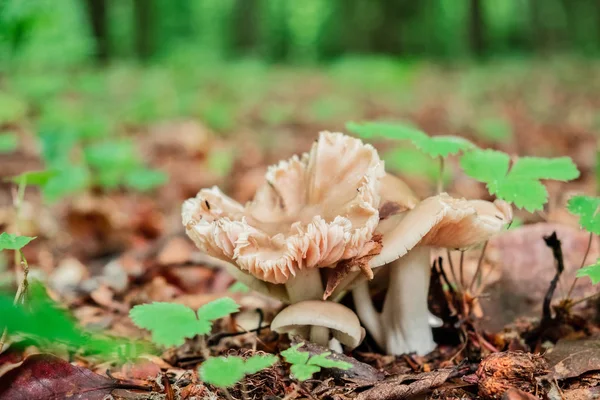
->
[[352, 194, 512, 355], [182, 132, 385, 347]]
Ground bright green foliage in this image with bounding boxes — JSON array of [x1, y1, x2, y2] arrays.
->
[[567, 195, 600, 235], [0, 133, 18, 153], [130, 297, 240, 346], [42, 165, 91, 203], [0, 93, 27, 125], [460, 149, 580, 212], [0, 232, 36, 251], [0, 281, 149, 360], [228, 281, 250, 293], [576, 259, 600, 284], [476, 118, 513, 143], [199, 354, 278, 388], [383, 147, 451, 184], [8, 170, 58, 186], [347, 121, 474, 158], [281, 343, 352, 381], [123, 168, 168, 192]]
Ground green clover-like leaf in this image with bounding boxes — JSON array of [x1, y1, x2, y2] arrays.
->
[[307, 353, 352, 370], [228, 281, 250, 293], [197, 297, 240, 321], [413, 135, 474, 158], [200, 356, 246, 388], [7, 170, 58, 186], [281, 343, 310, 365], [243, 354, 278, 375], [0, 232, 36, 251], [567, 195, 600, 235], [290, 363, 321, 381], [576, 259, 600, 285], [346, 121, 425, 141], [124, 168, 168, 192], [460, 149, 580, 212], [129, 302, 203, 347]]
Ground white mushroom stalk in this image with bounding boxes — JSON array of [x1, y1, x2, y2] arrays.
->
[[182, 132, 385, 347], [352, 194, 512, 355]]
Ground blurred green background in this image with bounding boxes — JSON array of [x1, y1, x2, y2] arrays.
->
[[0, 0, 599, 205]]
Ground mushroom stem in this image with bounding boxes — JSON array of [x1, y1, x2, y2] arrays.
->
[[381, 246, 435, 355], [285, 268, 330, 346], [352, 281, 385, 350]]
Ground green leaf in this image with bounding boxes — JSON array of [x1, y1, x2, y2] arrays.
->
[[0, 233, 36, 251], [197, 297, 240, 321], [243, 354, 278, 374], [207, 149, 235, 177], [307, 353, 352, 370], [346, 121, 426, 141], [494, 178, 548, 213], [281, 343, 310, 365], [200, 356, 246, 388], [42, 165, 91, 203], [129, 302, 202, 347], [413, 136, 474, 158], [228, 282, 250, 293], [0, 133, 18, 153], [290, 364, 321, 381], [567, 195, 600, 235], [508, 157, 580, 181], [7, 170, 58, 186], [84, 140, 140, 169], [460, 149, 510, 183], [124, 168, 168, 192], [576, 259, 600, 284]]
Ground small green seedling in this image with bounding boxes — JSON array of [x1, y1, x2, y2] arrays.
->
[[576, 259, 600, 284], [0, 233, 36, 251], [567, 195, 600, 235], [199, 354, 278, 388], [347, 121, 473, 192], [460, 149, 580, 212], [228, 281, 250, 293], [130, 297, 240, 346], [347, 121, 474, 158], [281, 343, 352, 381]]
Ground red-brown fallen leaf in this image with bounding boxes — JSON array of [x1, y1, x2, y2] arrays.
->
[[545, 338, 600, 380], [355, 369, 454, 400], [0, 354, 152, 400]]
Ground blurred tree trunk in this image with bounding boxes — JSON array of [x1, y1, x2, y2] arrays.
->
[[233, 0, 258, 54], [134, 0, 154, 61], [84, 0, 109, 63], [469, 0, 485, 57]]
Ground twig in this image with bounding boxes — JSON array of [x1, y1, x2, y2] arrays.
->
[[446, 249, 463, 292], [542, 232, 565, 324], [469, 241, 488, 292], [569, 290, 600, 307], [565, 232, 593, 300], [222, 387, 235, 400]]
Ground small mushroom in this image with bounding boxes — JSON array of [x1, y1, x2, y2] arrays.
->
[[352, 193, 512, 355], [270, 300, 365, 349]]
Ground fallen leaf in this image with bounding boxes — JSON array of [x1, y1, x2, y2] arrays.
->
[[546, 338, 600, 380], [502, 388, 540, 400], [0, 354, 152, 400], [355, 369, 453, 400]]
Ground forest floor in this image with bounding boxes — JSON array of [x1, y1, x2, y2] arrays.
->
[[0, 59, 599, 399]]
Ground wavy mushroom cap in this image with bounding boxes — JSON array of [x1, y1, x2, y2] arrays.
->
[[371, 193, 513, 268], [183, 132, 385, 284]]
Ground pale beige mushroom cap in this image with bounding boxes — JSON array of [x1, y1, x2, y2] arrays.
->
[[270, 300, 365, 349], [372, 193, 512, 268], [182, 132, 385, 284]]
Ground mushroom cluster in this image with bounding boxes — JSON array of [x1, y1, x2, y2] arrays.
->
[[182, 131, 512, 355]]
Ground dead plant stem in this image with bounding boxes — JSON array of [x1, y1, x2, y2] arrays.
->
[[437, 156, 444, 194]]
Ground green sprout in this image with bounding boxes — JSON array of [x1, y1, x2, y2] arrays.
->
[[347, 121, 473, 192], [567, 195, 600, 235], [460, 149, 580, 212], [280, 343, 352, 381], [199, 354, 278, 388], [228, 281, 250, 293], [0, 233, 36, 251], [129, 297, 240, 347], [576, 259, 600, 285]]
